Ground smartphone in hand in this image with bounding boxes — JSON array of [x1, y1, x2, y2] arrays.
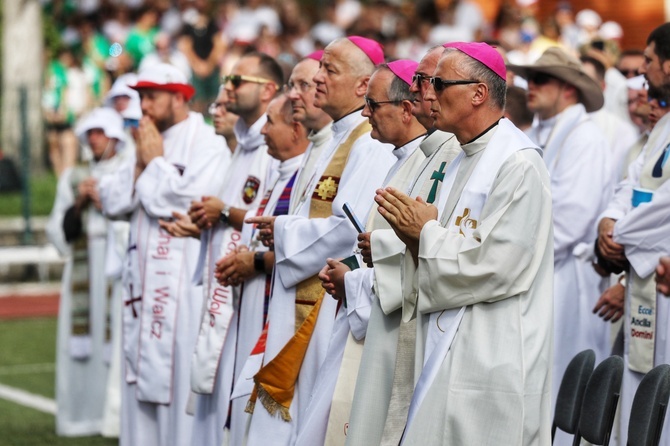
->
[[343, 202, 365, 233]]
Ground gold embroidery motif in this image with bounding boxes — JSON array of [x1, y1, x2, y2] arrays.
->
[[455, 208, 478, 237], [315, 176, 338, 200]]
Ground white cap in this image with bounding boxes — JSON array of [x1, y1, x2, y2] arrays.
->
[[131, 63, 195, 100], [105, 73, 142, 120], [599, 21, 623, 40], [576, 9, 602, 29], [74, 107, 126, 148]]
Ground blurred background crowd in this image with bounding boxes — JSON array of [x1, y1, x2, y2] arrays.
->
[[38, 0, 659, 177]]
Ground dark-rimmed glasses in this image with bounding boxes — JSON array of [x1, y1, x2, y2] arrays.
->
[[364, 96, 402, 113], [429, 77, 479, 92], [412, 73, 431, 86], [222, 75, 276, 89]]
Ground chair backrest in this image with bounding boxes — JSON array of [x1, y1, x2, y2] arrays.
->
[[627, 364, 670, 446], [553, 349, 596, 439], [578, 355, 624, 446]]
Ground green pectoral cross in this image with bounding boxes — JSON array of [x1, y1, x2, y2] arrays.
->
[[427, 161, 446, 204]]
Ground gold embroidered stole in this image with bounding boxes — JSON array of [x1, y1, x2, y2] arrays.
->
[[248, 120, 371, 421], [628, 145, 670, 372]]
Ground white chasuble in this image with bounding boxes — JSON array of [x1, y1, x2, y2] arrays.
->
[[297, 136, 426, 446], [245, 111, 394, 446], [190, 115, 276, 446], [345, 130, 461, 446], [403, 119, 554, 446], [98, 112, 230, 446], [529, 104, 615, 414]]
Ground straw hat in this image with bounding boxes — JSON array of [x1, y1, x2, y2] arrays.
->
[[507, 47, 604, 112]]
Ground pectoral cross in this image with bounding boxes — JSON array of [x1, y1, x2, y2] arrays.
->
[[125, 284, 142, 318], [427, 162, 446, 204]]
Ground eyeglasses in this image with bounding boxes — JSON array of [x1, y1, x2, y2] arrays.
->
[[222, 74, 276, 89], [429, 77, 479, 92], [284, 80, 314, 94], [364, 96, 402, 113], [527, 72, 556, 86], [618, 68, 639, 78], [208, 102, 226, 115], [412, 73, 431, 86]]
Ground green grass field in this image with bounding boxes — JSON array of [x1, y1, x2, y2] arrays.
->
[[0, 172, 57, 217], [0, 318, 117, 446]]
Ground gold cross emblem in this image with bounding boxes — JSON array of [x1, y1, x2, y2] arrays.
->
[[316, 177, 338, 200], [455, 208, 477, 236]]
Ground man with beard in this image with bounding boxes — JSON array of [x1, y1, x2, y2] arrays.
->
[[97, 63, 230, 446], [597, 22, 670, 445]]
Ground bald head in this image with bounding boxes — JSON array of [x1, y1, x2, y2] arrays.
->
[[313, 38, 380, 120]]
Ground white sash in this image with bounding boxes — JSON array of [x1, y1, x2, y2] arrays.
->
[[402, 119, 538, 440], [191, 140, 272, 393]]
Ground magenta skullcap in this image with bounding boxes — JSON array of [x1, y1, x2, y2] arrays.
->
[[306, 50, 324, 61], [387, 59, 418, 86], [347, 36, 385, 65], [443, 42, 506, 80]]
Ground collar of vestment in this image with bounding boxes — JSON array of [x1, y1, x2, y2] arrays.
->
[[234, 113, 268, 151], [393, 133, 426, 160], [161, 111, 196, 139], [420, 130, 454, 158], [331, 108, 366, 137], [308, 121, 334, 145], [277, 153, 305, 180], [461, 119, 500, 156]]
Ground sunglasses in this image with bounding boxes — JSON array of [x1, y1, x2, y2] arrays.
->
[[527, 72, 556, 86], [429, 77, 479, 92], [222, 74, 276, 89], [364, 96, 402, 113], [412, 73, 431, 86], [618, 68, 639, 78], [649, 97, 669, 108]]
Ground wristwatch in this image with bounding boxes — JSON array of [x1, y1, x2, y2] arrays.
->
[[219, 204, 231, 225], [254, 251, 265, 273]]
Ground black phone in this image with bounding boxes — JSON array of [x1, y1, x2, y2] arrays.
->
[[342, 202, 365, 233]]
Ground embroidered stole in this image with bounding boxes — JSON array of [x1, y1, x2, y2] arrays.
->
[[191, 144, 271, 394], [627, 133, 670, 373], [249, 120, 371, 421]]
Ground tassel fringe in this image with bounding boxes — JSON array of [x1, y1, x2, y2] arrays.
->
[[257, 386, 292, 422]]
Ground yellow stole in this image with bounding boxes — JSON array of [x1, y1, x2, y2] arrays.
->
[[247, 120, 371, 420]]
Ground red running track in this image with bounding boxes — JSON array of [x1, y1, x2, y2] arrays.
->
[[0, 294, 59, 320]]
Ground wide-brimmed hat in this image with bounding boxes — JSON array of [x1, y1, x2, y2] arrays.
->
[[131, 63, 195, 101], [74, 107, 126, 149], [507, 47, 604, 112]]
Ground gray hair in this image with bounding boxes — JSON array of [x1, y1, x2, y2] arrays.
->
[[376, 64, 413, 102], [443, 48, 507, 110]]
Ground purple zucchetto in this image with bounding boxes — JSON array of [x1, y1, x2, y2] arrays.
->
[[387, 59, 419, 86], [443, 42, 506, 80], [347, 36, 385, 65]]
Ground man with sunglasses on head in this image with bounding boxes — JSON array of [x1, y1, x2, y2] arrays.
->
[[508, 48, 614, 433], [244, 36, 395, 446], [183, 52, 281, 446], [596, 23, 670, 445], [97, 63, 231, 446], [374, 42, 554, 444]]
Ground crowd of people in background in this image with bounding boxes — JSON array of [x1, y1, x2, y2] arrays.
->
[[40, 0, 670, 445]]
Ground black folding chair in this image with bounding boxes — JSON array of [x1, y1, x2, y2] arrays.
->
[[574, 355, 624, 446], [552, 349, 596, 443], [627, 364, 670, 446]]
